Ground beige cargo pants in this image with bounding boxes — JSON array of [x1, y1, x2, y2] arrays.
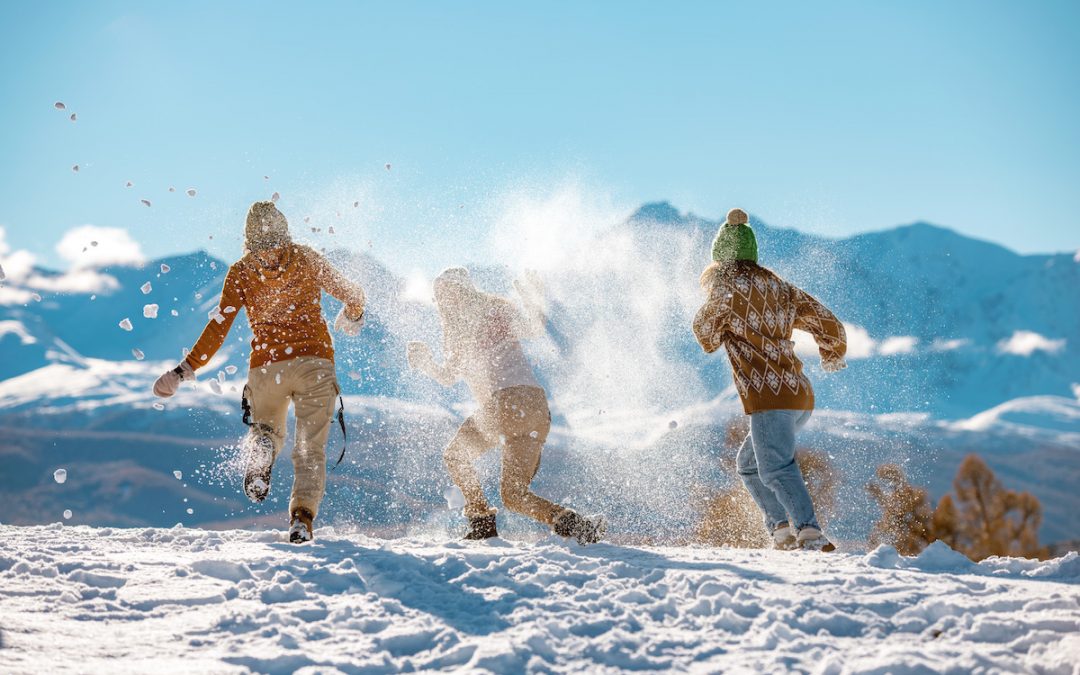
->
[[244, 356, 339, 519], [444, 385, 564, 525]]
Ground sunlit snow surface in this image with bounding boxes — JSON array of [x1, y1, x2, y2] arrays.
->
[[0, 524, 1076, 674]]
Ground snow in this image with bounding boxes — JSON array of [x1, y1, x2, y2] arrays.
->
[[118, 318, 132, 331], [0, 524, 1076, 674], [160, 263, 171, 273], [186, 188, 197, 197], [140, 281, 152, 294], [131, 347, 145, 360], [142, 303, 158, 319], [52, 469, 67, 484]]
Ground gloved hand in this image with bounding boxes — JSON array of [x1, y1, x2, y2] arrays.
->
[[153, 361, 196, 398], [821, 357, 847, 373], [406, 341, 434, 371], [334, 306, 364, 336]]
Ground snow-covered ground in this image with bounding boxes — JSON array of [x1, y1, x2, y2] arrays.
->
[[1, 524, 1077, 674]]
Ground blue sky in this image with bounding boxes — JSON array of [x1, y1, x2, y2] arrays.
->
[[1, 1, 1078, 274]]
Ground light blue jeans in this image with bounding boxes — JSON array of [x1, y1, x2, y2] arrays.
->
[[736, 409, 819, 532]]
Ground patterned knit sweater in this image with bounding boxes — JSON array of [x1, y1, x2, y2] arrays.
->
[[185, 244, 365, 371], [693, 262, 847, 414]]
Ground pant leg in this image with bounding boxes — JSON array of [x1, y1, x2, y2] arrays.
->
[[750, 409, 820, 531], [735, 425, 789, 531], [287, 357, 339, 520], [488, 387, 564, 526], [244, 366, 291, 462], [444, 416, 498, 518]]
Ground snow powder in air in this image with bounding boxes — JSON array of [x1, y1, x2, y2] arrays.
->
[[53, 469, 67, 484]]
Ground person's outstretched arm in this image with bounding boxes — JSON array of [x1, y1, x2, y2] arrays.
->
[[692, 277, 733, 354], [155, 265, 244, 397], [406, 341, 460, 387], [306, 247, 365, 330], [790, 285, 847, 371]]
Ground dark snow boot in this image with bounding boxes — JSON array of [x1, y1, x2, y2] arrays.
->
[[242, 428, 274, 503], [289, 507, 314, 544], [464, 513, 498, 540], [553, 510, 606, 545]]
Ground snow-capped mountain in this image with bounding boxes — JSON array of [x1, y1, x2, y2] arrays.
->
[[1, 205, 1077, 544]]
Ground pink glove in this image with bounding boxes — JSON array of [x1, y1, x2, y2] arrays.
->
[[153, 361, 195, 398]]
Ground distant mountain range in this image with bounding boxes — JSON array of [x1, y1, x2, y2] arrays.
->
[[1, 204, 1077, 542]]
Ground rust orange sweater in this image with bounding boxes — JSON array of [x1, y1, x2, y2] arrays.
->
[[693, 262, 846, 414], [184, 245, 365, 371]]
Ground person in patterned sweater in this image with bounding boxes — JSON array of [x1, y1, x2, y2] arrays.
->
[[694, 208, 847, 551]]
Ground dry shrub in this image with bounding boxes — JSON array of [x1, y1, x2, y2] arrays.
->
[[866, 454, 1048, 561], [866, 464, 935, 555]]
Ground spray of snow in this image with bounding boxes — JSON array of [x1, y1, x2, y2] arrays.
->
[[997, 330, 1066, 356]]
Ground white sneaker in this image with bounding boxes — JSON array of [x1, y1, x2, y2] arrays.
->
[[772, 524, 797, 550], [797, 526, 835, 552]]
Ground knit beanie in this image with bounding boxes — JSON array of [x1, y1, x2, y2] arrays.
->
[[245, 201, 290, 252], [711, 208, 758, 263]]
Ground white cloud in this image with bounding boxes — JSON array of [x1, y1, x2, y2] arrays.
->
[[930, 338, 970, 352], [844, 323, 877, 359], [0, 226, 38, 283], [996, 330, 1066, 356], [56, 225, 145, 269], [25, 269, 119, 294], [878, 336, 919, 356]]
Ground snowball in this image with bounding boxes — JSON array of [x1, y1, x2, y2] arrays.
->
[[160, 263, 171, 273], [141, 281, 152, 294], [186, 188, 196, 197], [173, 470, 183, 480], [54, 101, 66, 110], [63, 509, 72, 519], [141, 199, 151, 207], [225, 365, 237, 375], [132, 348, 145, 360], [119, 318, 133, 331], [143, 304, 159, 319], [53, 469, 68, 484], [186, 508, 193, 515], [152, 402, 165, 411], [72, 165, 79, 172]]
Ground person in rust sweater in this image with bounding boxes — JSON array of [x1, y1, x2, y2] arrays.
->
[[694, 208, 847, 551], [153, 201, 365, 543]]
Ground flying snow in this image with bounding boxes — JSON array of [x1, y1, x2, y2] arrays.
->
[[271, 192, 280, 203], [62, 509, 72, 519], [118, 318, 133, 331], [53, 469, 67, 484], [141, 199, 152, 207], [173, 470, 183, 480], [140, 282, 152, 294], [143, 304, 159, 319], [54, 101, 65, 110], [72, 165, 79, 172], [160, 263, 171, 273], [131, 348, 145, 360], [186, 188, 196, 197], [225, 365, 238, 375]]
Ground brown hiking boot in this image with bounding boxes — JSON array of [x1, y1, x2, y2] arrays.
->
[[289, 507, 314, 544], [464, 513, 498, 540]]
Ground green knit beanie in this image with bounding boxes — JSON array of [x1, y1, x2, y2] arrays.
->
[[711, 208, 758, 263]]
